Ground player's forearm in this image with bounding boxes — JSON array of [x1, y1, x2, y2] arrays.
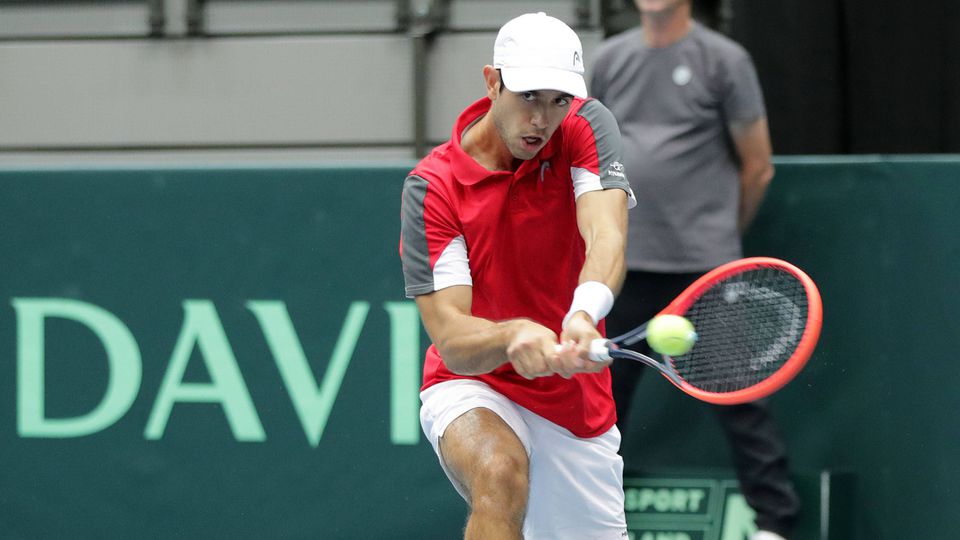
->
[[575, 190, 629, 294], [563, 227, 626, 334], [416, 286, 552, 376], [432, 316, 526, 376], [578, 228, 627, 294]]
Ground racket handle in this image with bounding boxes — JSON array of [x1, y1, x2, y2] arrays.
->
[[555, 340, 613, 362], [588, 339, 612, 362]]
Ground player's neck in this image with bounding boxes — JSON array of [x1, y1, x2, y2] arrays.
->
[[641, 7, 692, 48], [461, 113, 517, 172]]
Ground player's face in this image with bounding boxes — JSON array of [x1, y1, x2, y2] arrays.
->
[[490, 86, 573, 161]]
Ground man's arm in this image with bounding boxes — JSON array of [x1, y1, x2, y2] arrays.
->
[[563, 188, 629, 345], [730, 116, 774, 233], [415, 285, 591, 379]]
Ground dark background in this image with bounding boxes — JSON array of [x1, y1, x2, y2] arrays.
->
[[601, 0, 960, 154]]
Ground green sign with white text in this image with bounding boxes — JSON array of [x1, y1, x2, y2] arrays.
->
[[0, 166, 460, 538], [12, 298, 421, 445], [624, 476, 755, 540]]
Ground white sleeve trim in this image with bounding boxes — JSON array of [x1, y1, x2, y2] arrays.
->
[[433, 235, 473, 291], [571, 166, 637, 208], [571, 167, 603, 200]]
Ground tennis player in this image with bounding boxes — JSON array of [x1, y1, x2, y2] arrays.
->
[[400, 12, 636, 540]]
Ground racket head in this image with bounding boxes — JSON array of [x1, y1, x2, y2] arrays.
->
[[658, 257, 823, 404]]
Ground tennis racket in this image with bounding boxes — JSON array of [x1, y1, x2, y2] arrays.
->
[[591, 257, 823, 405]]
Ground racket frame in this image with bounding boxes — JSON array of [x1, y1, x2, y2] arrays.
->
[[598, 257, 823, 405]]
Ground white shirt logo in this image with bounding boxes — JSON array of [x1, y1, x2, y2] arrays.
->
[[672, 65, 692, 86], [606, 161, 626, 178], [540, 161, 551, 182]]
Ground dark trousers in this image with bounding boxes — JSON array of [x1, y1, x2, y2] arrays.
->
[[607, 270, 801, 537]]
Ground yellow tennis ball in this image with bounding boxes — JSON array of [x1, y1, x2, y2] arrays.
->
[[647, 315, 698, 356]]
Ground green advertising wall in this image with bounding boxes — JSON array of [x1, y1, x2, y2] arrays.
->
[[1, 157, 958, 539]]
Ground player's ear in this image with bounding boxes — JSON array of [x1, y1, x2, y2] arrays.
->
[[482, 65, 501, 100]]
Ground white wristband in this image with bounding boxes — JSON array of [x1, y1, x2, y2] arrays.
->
[[562, 281, 614, 329]]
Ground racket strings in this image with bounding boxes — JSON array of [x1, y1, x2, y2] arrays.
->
[[671, 267, 809, 393]]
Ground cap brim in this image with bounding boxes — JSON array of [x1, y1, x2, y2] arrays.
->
[[500, 67, 588, 98]]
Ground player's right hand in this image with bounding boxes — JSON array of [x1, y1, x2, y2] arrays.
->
[[506, 319, 598, 379], [506, 320, 560, 379]]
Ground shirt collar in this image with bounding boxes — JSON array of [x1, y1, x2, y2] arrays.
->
[[450, 97, 558, 185]]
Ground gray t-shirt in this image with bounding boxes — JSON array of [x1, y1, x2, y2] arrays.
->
[[590, 22, 766, 272]]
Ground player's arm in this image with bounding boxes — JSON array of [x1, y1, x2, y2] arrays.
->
[[561, 99, 632, 353], [562, 187, 628, 349], [415, 286, 573, 379], [730, 117, 774, 233], [574, 189, 628, 296], [402, 175, 570, 379]]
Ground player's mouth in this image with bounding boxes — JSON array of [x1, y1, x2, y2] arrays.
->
[[521, 135, 544, 151]]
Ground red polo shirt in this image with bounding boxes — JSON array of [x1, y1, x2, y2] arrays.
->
[[400, 96, 633, 438]]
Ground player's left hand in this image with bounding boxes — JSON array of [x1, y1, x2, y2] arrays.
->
[[557, 312, 610, 375]]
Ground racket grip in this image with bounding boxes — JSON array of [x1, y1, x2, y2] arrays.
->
[[588, 339, 612, 362], [553, 340, 613, 362]]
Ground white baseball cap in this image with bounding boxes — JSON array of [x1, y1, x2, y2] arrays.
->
[[493, 12, 587, 98]]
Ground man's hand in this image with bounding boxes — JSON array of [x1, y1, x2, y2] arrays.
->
[[503, 315, 611, 380], [505, 320, 561, 379], [558, 311, 610, 375], [508, 312, 610, 380]]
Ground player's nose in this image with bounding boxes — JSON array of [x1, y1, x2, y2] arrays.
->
[[530, 108, 547, 129]]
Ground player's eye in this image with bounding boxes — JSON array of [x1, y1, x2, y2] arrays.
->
[[520, 92, 537, 102], [555, 96, 571, 106]]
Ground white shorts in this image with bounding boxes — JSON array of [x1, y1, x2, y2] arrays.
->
[[420, 379, 627, 540]]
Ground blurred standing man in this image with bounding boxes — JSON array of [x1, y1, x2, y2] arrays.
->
[[400, 12, 636, 540], [590, 1, 800, 539]]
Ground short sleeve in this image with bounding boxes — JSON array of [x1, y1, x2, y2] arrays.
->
[[722, 52, 766, 124], [400, 174, 472, 298], [564, 99, 637, 208]]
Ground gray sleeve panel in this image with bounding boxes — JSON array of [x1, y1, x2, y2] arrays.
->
[[575, 99, 631, 194], [400, 174, 435, 298]]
